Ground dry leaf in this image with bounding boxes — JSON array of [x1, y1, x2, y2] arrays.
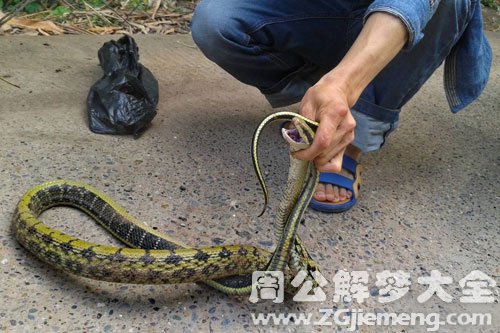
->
[[87, 26, 121, 33], [6, 16, 64, 35], [1, 6, 194, 36]]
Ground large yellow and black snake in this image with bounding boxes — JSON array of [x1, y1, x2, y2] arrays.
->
[[12, 112, 321, 295]]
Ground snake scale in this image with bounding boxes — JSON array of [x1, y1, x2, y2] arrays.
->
[[12, 111, 321, 295]]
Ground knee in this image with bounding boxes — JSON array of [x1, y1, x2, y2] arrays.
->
[[191, 0, 245, 61]]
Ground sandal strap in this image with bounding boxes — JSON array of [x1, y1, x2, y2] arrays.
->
[[318, 173, 355, 193], [317, 156, 359, 193], [342, 155, 358, 174]]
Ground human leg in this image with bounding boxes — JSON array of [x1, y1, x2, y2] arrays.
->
[[191, 0, 473, 211], [191, 0, 368, 209]]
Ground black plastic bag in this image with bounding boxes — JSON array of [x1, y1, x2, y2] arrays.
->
[[87, 35, 159, 137]]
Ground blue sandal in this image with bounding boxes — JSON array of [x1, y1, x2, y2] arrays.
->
[[309, 155, 362, 213]]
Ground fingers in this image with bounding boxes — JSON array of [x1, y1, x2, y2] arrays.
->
[[299, 94, 315, 121], [294, 107, 355, 172], [314, 118, 355, 168], [294, 78, 357, 173], [294, 102, 347, 160]]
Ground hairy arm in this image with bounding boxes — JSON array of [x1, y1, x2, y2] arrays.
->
[[294, 12, 408, 171]]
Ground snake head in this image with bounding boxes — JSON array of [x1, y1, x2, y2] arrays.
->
[[281, 117, 316, 153], [253, 112, 318, 217]]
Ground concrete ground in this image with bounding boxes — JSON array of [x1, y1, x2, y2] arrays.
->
[[0, 32, 498, 333]]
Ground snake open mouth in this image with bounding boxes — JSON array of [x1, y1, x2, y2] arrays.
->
[[283, 128, 305, 144]]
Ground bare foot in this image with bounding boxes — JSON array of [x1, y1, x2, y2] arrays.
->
[[313, 145, 361, 203]]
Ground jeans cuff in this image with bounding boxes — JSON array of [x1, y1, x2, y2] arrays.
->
[[353, 97, 401, 123], [351, 109, 398, 153]]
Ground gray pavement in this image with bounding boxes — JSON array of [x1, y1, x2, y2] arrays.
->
[[0, 32, 498, 332]]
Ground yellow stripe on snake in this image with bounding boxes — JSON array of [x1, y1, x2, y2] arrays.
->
[[12, 112, 321, 295]]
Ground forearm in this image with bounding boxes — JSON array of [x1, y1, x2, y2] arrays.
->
[[296, 12, 409, 169], [319, 12, 408, 106]]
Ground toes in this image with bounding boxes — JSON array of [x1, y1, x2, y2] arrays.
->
[[315, 182, 354, 203], [314, 183, 326, 201], [325, 184, 339, 202], [323, 184, 332, 202], [339, 188, 353, 201], [333, 186, 340, 202], [339, 187, 347, 201]]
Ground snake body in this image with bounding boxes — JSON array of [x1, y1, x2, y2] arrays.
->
[[12, 111, 321, 294]]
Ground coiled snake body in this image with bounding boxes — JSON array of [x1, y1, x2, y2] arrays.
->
[[12, 112, 321, 295]]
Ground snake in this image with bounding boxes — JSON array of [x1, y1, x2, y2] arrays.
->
[[12, 111, 321, 295]]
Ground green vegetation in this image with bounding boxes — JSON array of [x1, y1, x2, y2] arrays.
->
[[2, 0, 498, 19], [0, 0, 147, 18], [1, 0, 148, 13], [0, 0, 195, 34], [0, 0, 495, 35], [481, 0, 499, 11], [2, 0, 499, 16]]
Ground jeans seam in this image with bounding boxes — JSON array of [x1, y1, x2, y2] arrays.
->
[[444, 49, 461, 108], [357, 97, 400, 113], [443, 0, 473, 109], [246, 14, 348, 35], [253, 44, 292, 69]]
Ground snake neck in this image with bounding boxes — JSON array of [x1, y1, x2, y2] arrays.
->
[[274, 155, 309, 241]]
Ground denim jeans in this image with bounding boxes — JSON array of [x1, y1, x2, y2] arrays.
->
[[191, 0, 473, 152]]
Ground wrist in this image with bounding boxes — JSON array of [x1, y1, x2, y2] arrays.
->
[[318, 68, 364, 107]]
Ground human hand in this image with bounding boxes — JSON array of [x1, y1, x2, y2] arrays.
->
[[293, 12, 407, 173], [293, 75, 356, 173]]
